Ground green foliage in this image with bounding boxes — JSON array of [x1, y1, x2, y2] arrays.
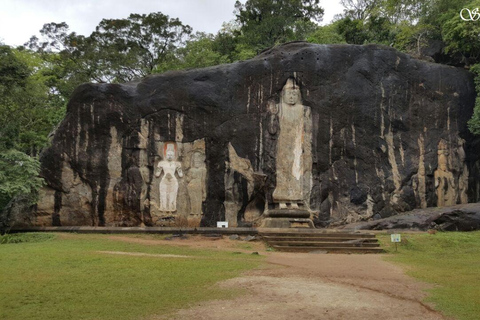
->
[[234, 0, 324, 52], [442, 0, 480, 64], [176, 33, 230, 70], [25, 22, 95, 98], [393, 22, 434, 56], [421, 0, 469, 28], [0, 46, 52, 211], [27, 14, 192, 84], [91, 13, 192, 82], [0, 149, 44, 210], [307, 23, 346, 44], [467, 64, 480, 134], [0, 46, 66, 155], [336, 15, 395, 45], [0, 234, 262, 320], [0, 232, 56, 244], [0, 46, 29, 90], [212, 29, 239, 62], [379, 231, 480, 320]]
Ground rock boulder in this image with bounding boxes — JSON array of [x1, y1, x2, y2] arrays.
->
[[5, 42, 479, 228]]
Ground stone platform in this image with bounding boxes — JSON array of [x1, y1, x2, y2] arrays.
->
[[262, 208, 314, 228], [8, 226, 258, 235]]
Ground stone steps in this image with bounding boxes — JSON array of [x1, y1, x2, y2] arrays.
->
[[261, 234, 377, 239], [262, 236, 378, 242], [260, 230, 384, 253], [271, 246, 385, 253], [266, 241, 381, 247]]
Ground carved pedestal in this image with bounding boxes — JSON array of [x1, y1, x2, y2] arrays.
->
[[261, 204, 314, 228]]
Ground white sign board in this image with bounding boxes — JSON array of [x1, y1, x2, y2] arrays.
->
[[217, 221, 228, 228], [391, 234, 401, 243]]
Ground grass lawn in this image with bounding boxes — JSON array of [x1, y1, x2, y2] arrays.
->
[[0, 233, 263, 320], [378, 231, 480, 320]]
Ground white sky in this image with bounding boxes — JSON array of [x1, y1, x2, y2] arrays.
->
[[0, 0, 344, 47]]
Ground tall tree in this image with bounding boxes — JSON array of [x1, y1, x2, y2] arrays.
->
[[25, 22, 98, 99], [307, 23, 346, 44], [340, 0, 381, 20], [0, 46, 48, 212], [234, 0, 324, 51], [177, 33, 230, 69], [27, 13, 192, 84], [91, 12, 192, 81]]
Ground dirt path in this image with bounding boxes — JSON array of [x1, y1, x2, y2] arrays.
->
[[121, 235, 448, 320]]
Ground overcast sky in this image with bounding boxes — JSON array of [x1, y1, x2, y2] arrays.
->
[[0, 0, 344, 47]]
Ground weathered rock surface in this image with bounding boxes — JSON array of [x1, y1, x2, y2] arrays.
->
[[339, 203, 480, 231], [5, 42, 480, 228]]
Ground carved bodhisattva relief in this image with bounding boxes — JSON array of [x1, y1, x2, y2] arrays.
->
[[155, 143, 183, 212], [435, 140, 456, 207], [457, 138, 469, 204], [271, 78, 312, 209], [186, 151, 206, 216], [261, 77, 314, 228]]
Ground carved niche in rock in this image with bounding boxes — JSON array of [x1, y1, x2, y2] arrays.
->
[[225, 143, 267, 227], [149, 139, 206, 225], [113, 150, 149, 226]]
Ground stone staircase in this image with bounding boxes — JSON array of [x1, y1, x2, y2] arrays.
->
[[259, 229, 384, 253]]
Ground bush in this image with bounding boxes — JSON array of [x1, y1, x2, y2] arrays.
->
[[0, 232, 56, 244]]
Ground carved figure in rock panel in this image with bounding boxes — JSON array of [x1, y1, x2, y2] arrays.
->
[[155, 142, 183, 212], [186, 151, 207, 216], [435, 141, 456, 207], [272, 77, 312, 209]]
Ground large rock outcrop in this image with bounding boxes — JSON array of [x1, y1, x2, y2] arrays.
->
[[339, 203, 480, 231], [8, 42, 480, 228]]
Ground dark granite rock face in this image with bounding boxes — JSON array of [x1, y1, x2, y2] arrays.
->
[[339, 203, 480, 231], [7, 42, 480, 228]]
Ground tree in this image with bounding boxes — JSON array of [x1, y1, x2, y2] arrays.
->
[[468, 65, 480, 135], [307, 23, 346, 44], [25, 22, 98, 99], [394, 22, 434, 57], [336, 17, 369, 44], [177, 33, 230, 69], [26, 13, 192, 84], [0, 46, 62, 155], [340, 0, 381, 20], [0, 150, 44, 212], [442, 0, 480, 65], [91, 12, 192, 81], [0, 46, 48, 212], [234, 0, 324, 52]]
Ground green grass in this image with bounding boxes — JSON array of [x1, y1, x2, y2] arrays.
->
[[378, 231, 480, 320], [0, 233, 263, 320]]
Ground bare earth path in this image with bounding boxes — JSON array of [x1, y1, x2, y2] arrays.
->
[[106, 235, 448, 320]]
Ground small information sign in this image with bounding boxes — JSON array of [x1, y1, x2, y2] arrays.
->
[[391, 234, 401, 243], [217, 221, 228, 228]]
